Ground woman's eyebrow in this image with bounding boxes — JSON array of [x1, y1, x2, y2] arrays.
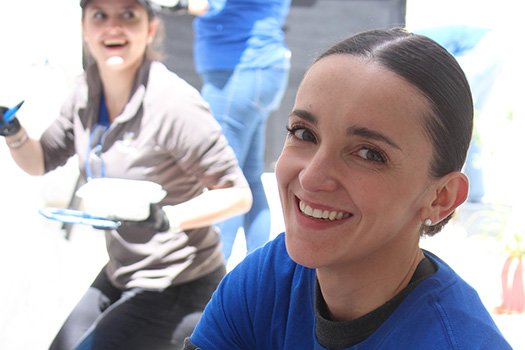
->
[[290, 109, 317, 125], [347, 126, 402, 150], [290, 109, 402, 151]]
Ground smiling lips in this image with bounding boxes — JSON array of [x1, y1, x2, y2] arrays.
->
[[299, 200, 351, 221]]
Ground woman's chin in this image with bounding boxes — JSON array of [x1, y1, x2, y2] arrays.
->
[[285, 233, 326, 269]]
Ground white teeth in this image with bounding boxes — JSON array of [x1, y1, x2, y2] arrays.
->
[[298, 200, 350, 221]]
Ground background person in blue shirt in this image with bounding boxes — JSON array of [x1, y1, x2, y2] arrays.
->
[[183, 28, 512, 350], [189, 0, 292, 262]]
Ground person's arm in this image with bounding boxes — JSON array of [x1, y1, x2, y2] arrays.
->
[[1, 104, 45, 176], [163, 185, 252, 231], [5, 127, 45, 176]]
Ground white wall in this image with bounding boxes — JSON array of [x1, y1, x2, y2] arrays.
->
[[0, 1, 85, 208], [0, 4, 106, 350]]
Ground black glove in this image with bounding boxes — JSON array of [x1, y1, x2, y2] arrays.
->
[[115, 204, 170, 232], [1, 101, 24, 137], [0, 106, 22, 137]]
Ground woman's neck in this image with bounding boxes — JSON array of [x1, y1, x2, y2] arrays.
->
[[98, 61, 141, 122], [316, 239, 424, 322]]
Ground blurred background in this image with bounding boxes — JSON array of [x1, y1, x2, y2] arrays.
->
[[0, 0, 524, 348]]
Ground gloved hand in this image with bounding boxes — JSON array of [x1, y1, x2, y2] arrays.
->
[[104, 204, 171, 232], [0, 101, 24, 137]]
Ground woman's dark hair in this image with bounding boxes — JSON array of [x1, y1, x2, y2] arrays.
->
[[315, 28, 473, 236]]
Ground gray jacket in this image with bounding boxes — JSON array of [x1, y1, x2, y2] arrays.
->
[[40, 59, 247, 289]]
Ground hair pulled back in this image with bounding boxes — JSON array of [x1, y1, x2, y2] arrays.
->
[[315, 28, 473, 236]]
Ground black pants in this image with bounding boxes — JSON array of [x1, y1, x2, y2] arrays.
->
[[49, 265, 226, 350]]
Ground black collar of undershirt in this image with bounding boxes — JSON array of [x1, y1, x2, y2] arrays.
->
[[315, 256, 437, 349]]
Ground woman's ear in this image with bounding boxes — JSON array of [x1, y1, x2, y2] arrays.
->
[[422, 172, 469, 225], [147, 18, 159, 44]]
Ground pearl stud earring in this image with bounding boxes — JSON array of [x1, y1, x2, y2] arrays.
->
[[424, 219, 432, 226]]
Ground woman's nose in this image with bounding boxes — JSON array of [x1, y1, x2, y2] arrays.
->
[[298, 149, 339, 193], [106, 16, 123, 30]]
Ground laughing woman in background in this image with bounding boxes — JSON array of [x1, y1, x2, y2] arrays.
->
[[1, 0, 251, 349]]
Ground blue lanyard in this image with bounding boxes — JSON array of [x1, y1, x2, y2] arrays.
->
[[98, 93, 110, 127], [85, 94, 110, 180]]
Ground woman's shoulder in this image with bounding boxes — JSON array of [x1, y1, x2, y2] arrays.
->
[[147, 61, 202, 98], [416, 251, 483, 305], [398, 251, 512, 348], [144, 61, 210, 116]]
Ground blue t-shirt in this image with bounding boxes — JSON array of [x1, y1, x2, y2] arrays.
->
[[193, 0, 291, 72], [190, 233, 511, 349]]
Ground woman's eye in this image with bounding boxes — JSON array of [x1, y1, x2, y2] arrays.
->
[[93, 11, 105, 19], [355, 147, 386, 163], [122, 11, 135, 19], [287, 126, 316, 143]]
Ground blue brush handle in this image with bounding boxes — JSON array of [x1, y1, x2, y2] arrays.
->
[[39, 207, 121, 229], [1, 100, 24, 126]]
